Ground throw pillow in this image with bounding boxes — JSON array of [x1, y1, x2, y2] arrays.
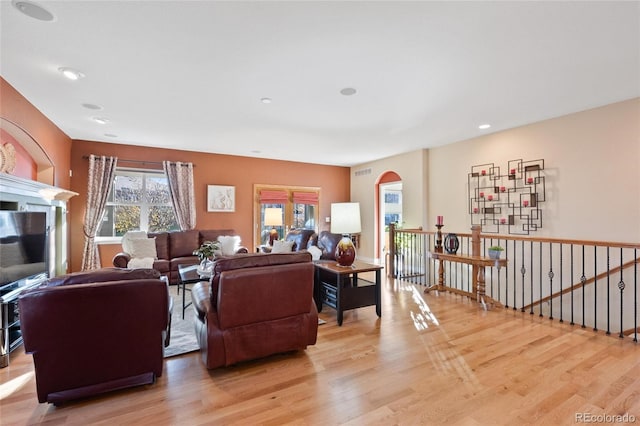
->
[[272, 239, 294, 253], [217, 235, 241, 256], [128, 237, 157, 259], [122, 230, 148, 253], [127, 257, 155, 269], [307, 245, 322, 261]]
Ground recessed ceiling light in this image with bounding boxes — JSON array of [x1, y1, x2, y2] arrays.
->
[[59, 67, 85, 81], [260, 97, 272, 104], [12, 0, 55, 22], [251, 150, 261, 154], [340, 87, 357, 96], [104, 133, 118, 138], [478, 124, 491, 130], [82, 103, 103, 110], [92, 117, 109, 124]]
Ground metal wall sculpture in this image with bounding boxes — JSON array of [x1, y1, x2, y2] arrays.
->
[[468, 158, 545, 235]]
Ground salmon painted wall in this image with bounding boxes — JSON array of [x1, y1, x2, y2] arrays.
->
[[0, 78, 72, 189], [70, 140, 350, 271]]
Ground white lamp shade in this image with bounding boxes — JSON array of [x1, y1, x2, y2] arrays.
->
[[264, 207, 283, 226], [331, 202, 361, 234]]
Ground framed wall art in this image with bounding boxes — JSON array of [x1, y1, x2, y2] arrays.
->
[[207, 185, 235, 212]]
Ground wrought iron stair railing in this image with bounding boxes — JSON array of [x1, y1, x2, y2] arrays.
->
[[388, 223, 639, 342]]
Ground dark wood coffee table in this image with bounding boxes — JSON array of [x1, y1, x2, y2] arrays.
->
[[313, 260, 383, 326]]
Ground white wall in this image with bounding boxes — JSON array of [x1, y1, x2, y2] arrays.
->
[[428, 98, 640, 243], [352, 98, 640, 261]]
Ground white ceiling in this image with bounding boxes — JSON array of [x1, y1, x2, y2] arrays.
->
[[1, 1, 638, 167]]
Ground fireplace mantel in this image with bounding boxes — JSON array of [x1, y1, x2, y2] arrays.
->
[[0, 172, 77, 206]]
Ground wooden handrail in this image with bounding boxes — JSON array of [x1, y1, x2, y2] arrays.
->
[[393, 227, 640, 250]]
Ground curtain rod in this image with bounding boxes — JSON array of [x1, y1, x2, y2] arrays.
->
[[81, 156, 195, 167]]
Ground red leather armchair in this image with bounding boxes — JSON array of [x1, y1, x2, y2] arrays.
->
[[19, 268, 170, 404], [191, 252, 318, 369]]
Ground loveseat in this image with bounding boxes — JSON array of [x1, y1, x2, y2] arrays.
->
[[191, 252, 318, 369], [113, 229, 248, 284], [18, 268, 170, 404]]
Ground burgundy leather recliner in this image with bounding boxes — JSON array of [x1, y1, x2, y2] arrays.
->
[[19, 268, 170, 405], [191, 252, 318, 369]]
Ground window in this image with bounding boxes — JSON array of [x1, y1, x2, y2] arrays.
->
[[98, 169, 179, 237], [254, 185, 320, 246]]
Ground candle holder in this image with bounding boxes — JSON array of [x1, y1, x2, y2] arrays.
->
[[435, 224, 444, 253]]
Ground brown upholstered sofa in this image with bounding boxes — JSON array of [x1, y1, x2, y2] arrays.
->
[[18, 268, 170, 404], [191, 252, 318, 369], [113, 229, 248, 284]]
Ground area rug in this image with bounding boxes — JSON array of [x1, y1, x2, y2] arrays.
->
[[164, 285, 200, 358]]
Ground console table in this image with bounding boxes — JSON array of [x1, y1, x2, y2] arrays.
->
[[314, 260, 383, 326], [425, 225, 507, 310], [427, 252, 506, 310]]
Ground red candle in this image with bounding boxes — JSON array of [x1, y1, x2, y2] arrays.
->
[[510, 168, 516, 175], [479, 192, 484, 198], [500, 186, 506, 192], [436, 215, 443, 225], [527, 177, 534, 184], [500, 218, 506, 224], [523, 200, 529, 207], [487, 195, 493, 201], [473, 208, 478, 213], [481, 170, 486, 176]]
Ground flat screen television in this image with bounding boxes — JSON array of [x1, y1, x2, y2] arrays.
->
[[0, 211, 49, 288]]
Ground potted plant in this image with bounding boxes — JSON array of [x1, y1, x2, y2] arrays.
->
[[193, 240, 221, 264], [487, 245, 504, 259]]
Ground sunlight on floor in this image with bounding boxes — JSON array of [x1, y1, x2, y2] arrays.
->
[[0, 371, 34, 400], [409, 285, 440, 331]]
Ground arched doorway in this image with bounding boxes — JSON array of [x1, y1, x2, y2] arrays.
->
[[375, 171, 402, 263]]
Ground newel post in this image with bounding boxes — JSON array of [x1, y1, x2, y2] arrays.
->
[[388, 222, 396, 278], [471, 225, 482, 294]]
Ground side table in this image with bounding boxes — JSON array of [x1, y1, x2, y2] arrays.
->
[[177, 264, 210, 319], [313, 260, 383, 326]]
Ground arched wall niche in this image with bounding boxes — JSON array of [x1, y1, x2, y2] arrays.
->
[[1, 118, 55, 185]]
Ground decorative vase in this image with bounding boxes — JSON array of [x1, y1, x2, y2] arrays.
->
[[444, 233, 459, 254], [199, 258, 214, 274], [335, 235, 356, 267]]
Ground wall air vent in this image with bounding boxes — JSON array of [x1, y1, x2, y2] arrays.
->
[[354, 168, 371, 177]]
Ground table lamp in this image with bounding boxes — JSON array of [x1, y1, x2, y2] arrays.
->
[[331, 202, 361, 267], [264, 207, 283, 246]]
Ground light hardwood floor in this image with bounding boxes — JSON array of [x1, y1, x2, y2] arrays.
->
[[1, 274, 639, 425]]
